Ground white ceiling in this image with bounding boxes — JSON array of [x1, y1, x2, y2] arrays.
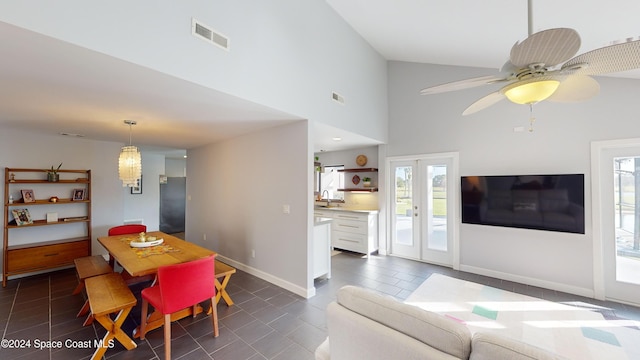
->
[[2, 1, 640, 156], [326, 0, 640, 80]]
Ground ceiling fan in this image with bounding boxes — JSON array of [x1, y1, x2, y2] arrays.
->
[[420, 0, 640, 117]]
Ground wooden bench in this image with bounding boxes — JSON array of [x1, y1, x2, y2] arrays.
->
[[73, 255, 113, 325], [73, 255, 113, 295], [85, 273, 137, 360]]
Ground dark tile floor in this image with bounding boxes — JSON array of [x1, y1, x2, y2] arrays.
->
[[1, 251, 639, 360]]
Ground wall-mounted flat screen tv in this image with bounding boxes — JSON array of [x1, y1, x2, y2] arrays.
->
[[461, 174, 585, 234]]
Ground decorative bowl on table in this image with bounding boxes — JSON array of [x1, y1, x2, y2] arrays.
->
[[130, 238, 164, 248]]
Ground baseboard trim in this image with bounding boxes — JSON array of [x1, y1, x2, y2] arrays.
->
[[217, 255, 315, 299], [459, 264, 595, 298]]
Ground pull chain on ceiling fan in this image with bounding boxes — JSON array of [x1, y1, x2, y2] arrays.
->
[[420, 0, 640, 121]]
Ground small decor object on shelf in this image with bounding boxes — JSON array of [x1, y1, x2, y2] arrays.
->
[[49, 196, 59, 203], [363, 177, 372, 187], [46, 212, 58, 223], [352, 174, 361, 185], [62, 216, 88, 222], [9, 173, 15, 182], [356, 154, 368, 167], [47, 163, 62, 182], [72, 189, 85, 201], [11, 209, 33, 226], [21, 189, 35, 203]]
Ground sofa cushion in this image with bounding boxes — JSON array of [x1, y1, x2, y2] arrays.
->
[[470, 332, 567, 360], [337, 285, 472, 359]]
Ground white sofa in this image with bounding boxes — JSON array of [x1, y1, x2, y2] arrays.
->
[[316, 286, 566, 360]]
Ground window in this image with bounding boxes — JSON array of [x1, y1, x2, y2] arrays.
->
[[320, 165, 344, 200]]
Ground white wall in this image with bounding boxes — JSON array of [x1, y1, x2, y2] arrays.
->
[[165, 158, 186, 177], [186, 121, 311, 296], [0, 0, 388, 143], [0, 128, 126, 260], [388, 61, 640, 295]]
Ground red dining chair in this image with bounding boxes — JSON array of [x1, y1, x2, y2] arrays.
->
[[140, 255, 219, 360], [108, 224, 147, 236]]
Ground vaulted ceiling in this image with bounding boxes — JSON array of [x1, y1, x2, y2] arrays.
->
[[2, 1, 639, 155]]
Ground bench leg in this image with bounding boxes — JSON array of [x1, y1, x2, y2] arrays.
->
[[72, 281, 85, 296], [91, 307, 136, 360], [77, 299, 90, 317], [217, 274, 234, 306], [76, 299, 95, 326]]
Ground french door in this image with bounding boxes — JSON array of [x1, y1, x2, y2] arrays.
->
[[593, 140, 640, 305], [389, 154, 458, 267]]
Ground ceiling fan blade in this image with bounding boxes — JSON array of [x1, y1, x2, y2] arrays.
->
[[420, 75, 509, 95], [561, 39, 640, 76], [462, 92, 505, 116], [510, 28, 581, 68], [547, 75, 600, 102]]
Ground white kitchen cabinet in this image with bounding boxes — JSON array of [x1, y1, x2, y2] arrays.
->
[[314, 209, 378, 255]]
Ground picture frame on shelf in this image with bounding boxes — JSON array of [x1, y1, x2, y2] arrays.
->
[[131, 176, 142, 194], [72, 188, 85, 201], [21, 189, 35, 203], [11, 208, 33, 226]]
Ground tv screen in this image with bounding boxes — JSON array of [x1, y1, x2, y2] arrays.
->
[[461, 174, 585, 234]]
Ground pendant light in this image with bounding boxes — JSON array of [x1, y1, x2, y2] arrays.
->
[[118, 120, 142, 187]]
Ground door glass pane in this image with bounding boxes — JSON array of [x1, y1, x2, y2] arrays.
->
[[395, 166, 413, 246], [427, 165, 447, 251], [613, 157, 640, 285]]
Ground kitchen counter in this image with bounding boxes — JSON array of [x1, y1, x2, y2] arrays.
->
[[314, 206, 379, 214], [314, 216, 333, 225]]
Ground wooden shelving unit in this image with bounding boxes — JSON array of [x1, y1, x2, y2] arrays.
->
[[337, 187, 379, 192], [3, 168, 91, 286], [338, 168, 379, 192], [337, 168, 378, 173]]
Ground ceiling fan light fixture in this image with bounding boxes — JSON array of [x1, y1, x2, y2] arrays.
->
[[503, 80, 560, 105]]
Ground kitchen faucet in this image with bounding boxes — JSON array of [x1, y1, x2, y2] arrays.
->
[[322, 190, 331, 206]]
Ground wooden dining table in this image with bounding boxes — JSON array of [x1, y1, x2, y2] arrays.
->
[[97, 231, 222, 338]]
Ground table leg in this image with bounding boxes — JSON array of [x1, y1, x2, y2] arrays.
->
[[91, 307, 136, 360]]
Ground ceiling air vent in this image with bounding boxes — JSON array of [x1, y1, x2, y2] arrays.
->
[[332, 92, 345, 104], [192, 18, 229, 51]]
